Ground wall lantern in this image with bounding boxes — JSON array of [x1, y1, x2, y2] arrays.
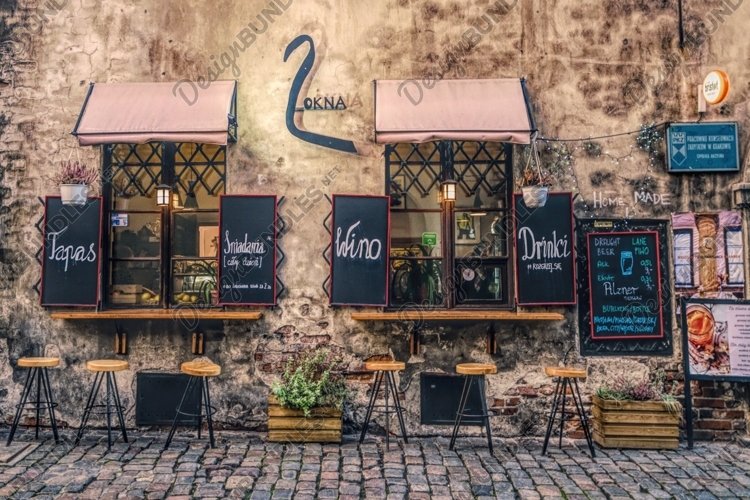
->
[[156, 184, 172, 207], [440, 179, 457, 203], [731, 182, 750, 209]]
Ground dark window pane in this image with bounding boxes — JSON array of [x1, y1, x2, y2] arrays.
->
[[391, 212, 442, 257], [110, 260, 160, 305], [455, 260, 506, 304], [111, 213, 161, 258], [455, 212, 508, 258], [390, 258, 443, 306], [173, 213, 220, 258]]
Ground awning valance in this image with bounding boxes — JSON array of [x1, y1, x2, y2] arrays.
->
[[374, 78, 535, 144], [72, 80, 237, 146]]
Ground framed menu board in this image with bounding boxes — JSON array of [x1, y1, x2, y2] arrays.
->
[[330, 195, 390, 306], [218, 195, 277, 306], [577, 219, 672, 356], [41, 197, 102, 307], [513, 192, 576, 305]]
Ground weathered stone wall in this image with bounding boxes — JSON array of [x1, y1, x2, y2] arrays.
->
[[1, 0, 750, 440]]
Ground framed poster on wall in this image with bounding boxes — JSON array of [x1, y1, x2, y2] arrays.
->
[[577, 219, 672, 356]]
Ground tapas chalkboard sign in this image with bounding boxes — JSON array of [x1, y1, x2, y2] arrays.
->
[[41, 197, 102, 307], [578, 219, 672, 356], [218, 195, 277, 306], [330, 195, 390, 306], [513, 193, 576, 305]]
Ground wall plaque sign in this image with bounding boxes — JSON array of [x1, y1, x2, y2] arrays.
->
[[667, 122, 739, 172]]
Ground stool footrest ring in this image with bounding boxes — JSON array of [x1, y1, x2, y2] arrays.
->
[[175, 405, 218, 419]]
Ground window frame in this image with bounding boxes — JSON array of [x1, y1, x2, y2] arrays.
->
[[673, 228, 694, 288], [385, 141, 514, 310], [724, 226, 745, 287], [101, 142, 226, 309]]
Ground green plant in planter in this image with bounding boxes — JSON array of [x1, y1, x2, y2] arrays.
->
[[595, 369, 681, 414], [271, 349, 348, 417]]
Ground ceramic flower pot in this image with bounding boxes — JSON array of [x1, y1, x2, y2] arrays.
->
[[60, 184, 89, 205], [522, 185, 549, 208]]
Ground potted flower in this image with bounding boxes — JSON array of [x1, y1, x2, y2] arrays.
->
[[516, 140, 550, 208], [592, 370, 682, 449], [269, 348, 348, 443], [54, 160, 99, 205]]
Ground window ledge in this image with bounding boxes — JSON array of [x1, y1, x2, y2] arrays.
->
[[48, 309, 263, 321], [350, 310, 564, 321]]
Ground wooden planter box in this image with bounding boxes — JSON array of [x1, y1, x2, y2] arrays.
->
[[267, 396, 342, 443], [592, 395, 681, 449]]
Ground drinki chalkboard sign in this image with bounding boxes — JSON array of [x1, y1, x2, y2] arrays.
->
[[41, 197, 102, 307], [513, 193, 576, 305], [218, 195, 277, 306], [330, 195, 390, 306], [586, 231, 664, 340], [577, 219, 672, 356]]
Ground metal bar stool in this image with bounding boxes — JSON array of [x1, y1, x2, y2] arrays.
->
[[165, 359, 221, 450], [7, 357, 61, 446], [449, 363, 497, 453], [75, 359, 129, 450], [359, 360, 408, 450], [542, 366, 595, 457]]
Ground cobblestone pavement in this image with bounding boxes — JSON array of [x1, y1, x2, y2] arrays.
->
[[1, 428, 750, 499]]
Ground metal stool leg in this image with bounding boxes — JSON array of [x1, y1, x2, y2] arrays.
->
[[7, 368, 35, 446], [359, 371, 383, 444], [572, 379, 595, 457], [558, 378, 567, 448], [384, 370, 391, 450], [542, 377, 562, 455], [386, 372, 408, 444], [34, 368, 42, 439], [196, 377, 203, 440], [105, 373, 113, 450], [203, 377, 215, 448], [449, 375, 473, 450], [165, 376, 194, 450], [110, 372, 128, 443], [76, 372, 104, 445], [40, 368, 60, 443], [478, 376, 494, 454]]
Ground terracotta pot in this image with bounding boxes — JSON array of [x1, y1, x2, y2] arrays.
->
[[60, 184, 89, 205]]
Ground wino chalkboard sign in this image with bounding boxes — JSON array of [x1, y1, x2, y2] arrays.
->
[[330, 195, 390, 306], [218, 195, 277, 306], [41, 197, 102, 307]]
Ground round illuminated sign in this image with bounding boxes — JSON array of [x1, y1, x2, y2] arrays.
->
[[702, 70, 730, 105]]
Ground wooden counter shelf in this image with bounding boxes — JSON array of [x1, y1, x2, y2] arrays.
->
[[350, 310, 564, 321], [48, 309, 263, 321]]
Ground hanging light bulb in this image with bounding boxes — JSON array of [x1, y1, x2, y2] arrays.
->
[[470, 191, 487, 217], [184, 180, 199, 210]]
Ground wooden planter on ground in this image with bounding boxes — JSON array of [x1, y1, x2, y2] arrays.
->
[[592, 395, 681, 449], [267, 396, 342, 443]]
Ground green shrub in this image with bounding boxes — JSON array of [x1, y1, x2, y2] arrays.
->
[[271, 348, 348, 417]]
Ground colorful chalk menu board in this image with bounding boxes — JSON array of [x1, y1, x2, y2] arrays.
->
[[330, 195, 390, 306], [513, 193, 576, 305], [41, 197, 102, 307], [218, 195, 277, 306], [578, 219, 672, 356]]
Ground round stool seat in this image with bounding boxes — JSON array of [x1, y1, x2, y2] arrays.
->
[[364, 360, 406, 372], [18, 357, 60, 368], [86, 359, 129, 372], [544, 366, 586, 379], [181, 359, 221, 377], [456, 363, 497, 375]]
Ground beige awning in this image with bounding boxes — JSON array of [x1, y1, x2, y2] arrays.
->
[[72, 81, 237, 146], [374, 78, 535, 144]]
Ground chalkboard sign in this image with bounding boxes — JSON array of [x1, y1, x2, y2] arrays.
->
[[218, 195, 277, 306], [513, 193, 576, 305], [41, 197, 102, 307], [578, 219, 672, 356], [330, 195, 390, 306]]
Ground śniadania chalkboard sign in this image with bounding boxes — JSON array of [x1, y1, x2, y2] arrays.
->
[[513, 193, 576, 305], [218, 195, 277, 306], [330, 195, 390, 306], [577, 219, 673, 357], [41, 197, 102, 307]]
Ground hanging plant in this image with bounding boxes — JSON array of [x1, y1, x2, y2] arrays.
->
[[516, 136, 549, 208], [53, 160, 99, 205]]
